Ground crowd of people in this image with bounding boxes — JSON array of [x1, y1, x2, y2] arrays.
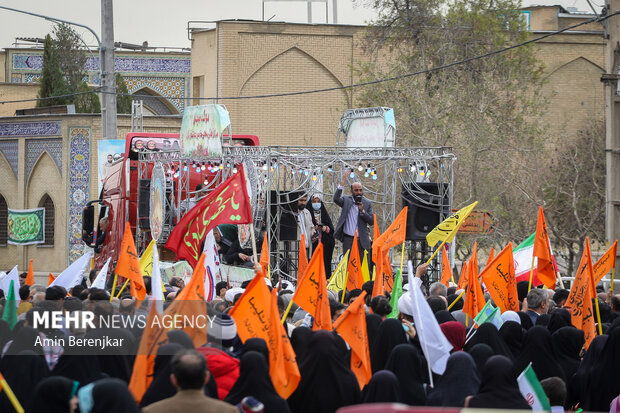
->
[[1, 261, 620, 413]]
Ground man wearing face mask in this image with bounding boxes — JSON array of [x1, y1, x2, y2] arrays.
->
[[307, 194, 335, 277], [333, 170, 374, 273]]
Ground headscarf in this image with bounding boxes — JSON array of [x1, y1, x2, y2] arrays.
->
[[468, 355, 530, 409], [426, 351, 480, 407], [514, 326, 565, 381], [51, 354, 106, 386], [167, 330, 195, 349], [78, 378, 139, 413], [362, 370, 401, 403], [468, 343, 494, 376], [0, 319, 11, 352], [435, 310, 456, 324], [140, 343, 185, 407], [584, 328, 620, 411], [365, 314, 382, 357], [498, 321, 524, 359], [241, 338, 270, 367], [371, 318, 407, 373], [568, 334, 607, 407], [551, 327, 584, 381], [225, 351, 290, 413], [501, 311, 521, 325], [440, 321, 466, 352], [517, 311, 534, 330], [287, 330, 361, 413], [30, 376, 75, 413], [464, 323, 512, 358], [290, 327, 312, 365], [384, 344, 427, 406], [0, 350, 49, 413], [547, 308, 571, 334], [535, 313, 550, 326], [4, 326, 42, 355]]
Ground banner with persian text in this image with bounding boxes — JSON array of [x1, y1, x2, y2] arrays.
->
[[7, 208, 45, 245]]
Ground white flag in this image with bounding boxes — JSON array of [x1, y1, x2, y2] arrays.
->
[[0, 266, 21, 305], [50, 252, 92, 290], [408, 261, 452, 375], [151, 245, 165, 314], [91, 258, 111, 290], [203, 229, 220, 301]]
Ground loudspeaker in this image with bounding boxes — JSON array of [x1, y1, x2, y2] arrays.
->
[[270, 191, 303, 241], [401, 182, 450, 241], [138, 179, 150, 230]]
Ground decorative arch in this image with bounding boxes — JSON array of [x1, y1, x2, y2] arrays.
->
[[25, 138, 62, 183], [240, 46, 347, 100], [38, 193, 54, 247], [544, 56, 604, 80], [0, 193, 7, 246], [132, 86, 180, 115], [26, 150, 61, 188]]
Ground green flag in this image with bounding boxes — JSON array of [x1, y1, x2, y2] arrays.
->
[[387, 269, 403, 319], [473, 300, 494, 326], [2, 280, 18, 330]]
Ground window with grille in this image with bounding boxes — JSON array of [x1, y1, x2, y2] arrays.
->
[[38, 194, 54, 246], [0, 195, 6, 246]]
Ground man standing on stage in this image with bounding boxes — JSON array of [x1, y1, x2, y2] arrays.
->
[[333, 170, 374, 264]]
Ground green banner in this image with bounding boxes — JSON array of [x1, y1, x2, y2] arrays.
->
[[7, 208, 45, 245]]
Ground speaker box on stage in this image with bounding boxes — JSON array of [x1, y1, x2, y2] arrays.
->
[[270, 191, 303, 241], [138, 179, 150, 230], [401, 182, 450, 241]]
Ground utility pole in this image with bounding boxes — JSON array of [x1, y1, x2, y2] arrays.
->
[[603, 0, 620, 292], [101, 0, 117, 139]]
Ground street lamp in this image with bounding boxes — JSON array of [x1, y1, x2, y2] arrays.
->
[[0, 4, 116, 138]]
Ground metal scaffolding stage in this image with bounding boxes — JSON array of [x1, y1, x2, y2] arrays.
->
[[137, 145, 456, 283]]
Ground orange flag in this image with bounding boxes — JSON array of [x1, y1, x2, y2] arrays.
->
[[293, 243, 332, 331], [129, 302, 167, 402], [373, 214, 380, 242], [480, 243, 519, 312], [485, 248, 495, 269], [116, 222, 147, 300], [463, 243, 484, 319], [594, 240, 617, 284], [371, 246, 385, 298], [47, 273, 55, 287], [457, 262, 469, 290], [533, 206, 556, 289], [164, 253, 209, 347], [25, 259, 34, 286], [382, 251, 394, 293], [333, 291, 371, 388], [372, 207, 408, 265], [298, 233, 308, 282], [259, 232, 270, 273], [230, 273, 301, 398], [347, 232, 364, 291], [566, 237, 597, 348], [440, 246, 452, 287]]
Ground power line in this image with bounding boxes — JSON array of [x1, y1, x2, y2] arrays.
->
[[1, 11, 616, 106]]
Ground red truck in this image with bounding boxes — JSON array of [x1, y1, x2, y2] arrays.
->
[[82, 132, 259, 270]]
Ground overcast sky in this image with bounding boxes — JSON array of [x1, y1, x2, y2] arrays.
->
[[0, 0, 603, 50]]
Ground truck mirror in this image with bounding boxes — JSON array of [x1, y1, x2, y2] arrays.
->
[[82, 205, 95, 244]]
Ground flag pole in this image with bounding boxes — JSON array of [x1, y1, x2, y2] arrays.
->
[[249, 223, 259, 265], [593, 294, 603, 335], [109, 272, 118, 303], [527, 255, 536, 292], [426, 239, 447, 265], [399, 242, 405, 274], [447, 289, 465, 310], [611, 266, 616, 295], [116, 279, 130, 298], [281, 299, 294, 324], [0, 372, 24, 413]]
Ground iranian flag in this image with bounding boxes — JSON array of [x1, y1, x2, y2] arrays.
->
[[517, 363, 551, 411], [513, 233, 558, 286]]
